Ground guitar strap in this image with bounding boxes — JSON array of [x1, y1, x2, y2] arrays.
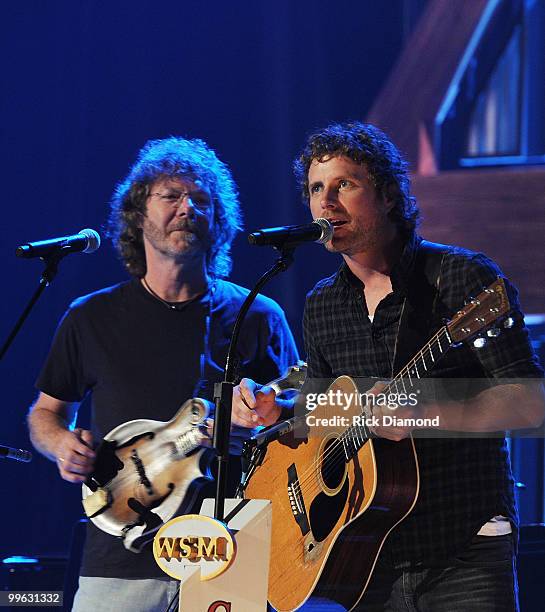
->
[[392, 239, 449, 375], [192, 280, 217, 398]]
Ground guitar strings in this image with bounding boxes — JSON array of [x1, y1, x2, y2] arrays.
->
[[292, 326, 448, 500], [293, 297, 408, 492]]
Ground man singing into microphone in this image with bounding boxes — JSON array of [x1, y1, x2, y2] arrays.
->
[[240, 121, 544, 610], [27, 136, 298, 612]]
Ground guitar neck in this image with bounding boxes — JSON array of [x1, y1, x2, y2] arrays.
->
[[340, 325, 452, 460], [387, 325, 452, 395]]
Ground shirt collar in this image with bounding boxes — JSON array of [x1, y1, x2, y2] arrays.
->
[[338, 232, 422, 296]]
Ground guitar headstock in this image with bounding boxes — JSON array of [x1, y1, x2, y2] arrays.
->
[[447, 277, 511, 343]]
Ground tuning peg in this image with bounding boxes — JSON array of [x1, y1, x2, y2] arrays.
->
[[503, 317, 515, 329], [473, 336, 487, 348], [486, 327, 501, 338]]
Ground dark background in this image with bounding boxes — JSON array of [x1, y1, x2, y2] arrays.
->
[[0, 0, 420, 560]]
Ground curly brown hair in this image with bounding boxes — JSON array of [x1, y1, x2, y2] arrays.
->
[[107, 137, 242, 278], [293, 122, 420, 234]]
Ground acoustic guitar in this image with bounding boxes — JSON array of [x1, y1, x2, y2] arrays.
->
[[244, 278, 511, 611]]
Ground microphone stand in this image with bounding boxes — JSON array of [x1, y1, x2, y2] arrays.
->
[[213, 245, 295, 522], [0, 247, 70, 361]]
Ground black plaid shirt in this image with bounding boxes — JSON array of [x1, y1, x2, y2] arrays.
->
[[303, 233, 543, 567]]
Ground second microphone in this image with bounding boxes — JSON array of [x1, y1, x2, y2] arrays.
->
[[248, 218, 333, 248]]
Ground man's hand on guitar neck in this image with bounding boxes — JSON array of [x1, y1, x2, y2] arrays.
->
[[365, 381, 421, 442], [367, 381, 545, 439]]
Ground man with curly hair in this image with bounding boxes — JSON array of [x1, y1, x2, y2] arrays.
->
[[28, 137, 298, 611], [239, 122, 544, 611]]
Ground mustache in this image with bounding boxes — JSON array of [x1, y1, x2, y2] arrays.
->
[[168, 219, 197, 233]]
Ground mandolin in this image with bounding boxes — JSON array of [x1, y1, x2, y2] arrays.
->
[[81, 362, 306, 552]]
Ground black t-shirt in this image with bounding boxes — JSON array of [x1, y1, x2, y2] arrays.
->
[[36, 278, 298, 578]]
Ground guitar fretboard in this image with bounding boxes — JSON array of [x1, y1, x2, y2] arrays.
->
[[340, 325, 452, 461]]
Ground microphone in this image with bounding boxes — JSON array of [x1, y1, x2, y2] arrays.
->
[[0, 445, 33, 463], [248, 218, 333, 247], [237, 415, 306, 497], [250, 415, 303, 447], [15, 228, 101, 259]]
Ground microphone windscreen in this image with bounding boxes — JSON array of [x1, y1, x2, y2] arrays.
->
[[79, 228, 101, 254]]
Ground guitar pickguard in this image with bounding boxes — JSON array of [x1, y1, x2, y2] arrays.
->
[[308, 480, 349, 543]]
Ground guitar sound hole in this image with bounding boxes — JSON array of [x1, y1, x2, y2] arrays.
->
[[321, 438, 345, 491]]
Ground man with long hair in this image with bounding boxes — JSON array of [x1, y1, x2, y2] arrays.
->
[[28, 137, 298, 611]]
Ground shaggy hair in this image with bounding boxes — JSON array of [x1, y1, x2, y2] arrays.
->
[[108, 137, 242, 278], [293, 121, 420, 234]]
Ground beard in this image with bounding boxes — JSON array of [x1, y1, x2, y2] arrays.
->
[[324, 215, 391, 256], [142, 217, 207, 260]]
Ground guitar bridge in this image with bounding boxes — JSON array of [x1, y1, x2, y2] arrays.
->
[[287, 464, 310, 536]]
